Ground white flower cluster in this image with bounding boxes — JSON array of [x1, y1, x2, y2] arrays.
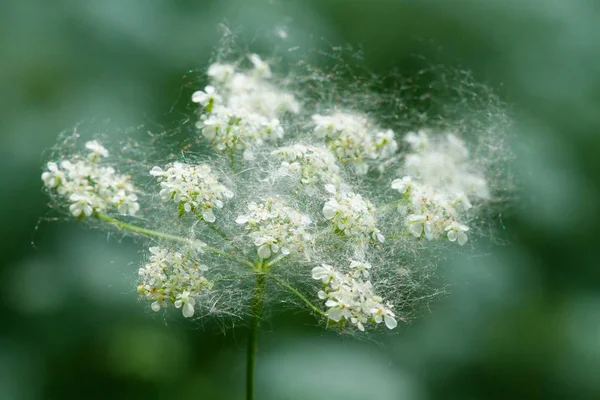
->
[[322, 184, 384, 244], [312, 112, 398, 175], [150, 163, 234, 222], [312, 261, 397, 331], [236, 198, 312, 260], [41, 140, 140, 218], [193, 55, 300, 158], [391, 131, 490, 245], [137, 246, 213, 318], [271, 144, 341, 190]]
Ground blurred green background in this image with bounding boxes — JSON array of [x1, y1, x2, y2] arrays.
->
[[1, 0, 599, 399]]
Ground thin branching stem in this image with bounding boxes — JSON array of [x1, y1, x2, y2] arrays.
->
[[269, 275, 328, 318], [95, 213, 254, 268], [197, 215, 245, 253], [265, 254, 288, 268], [386, 231, 412, 240]]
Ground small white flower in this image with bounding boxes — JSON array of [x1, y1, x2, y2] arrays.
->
[[271, 144, 341, 189], [315, 260, 400, 331], [42, 140, 139, 217], [312, 264, 335, 283], [391, 176, 412, 194], [196, 56, 299, 155], [370, 303, 397, 330], [445, 222, 469, 246], [322, 185, 384, 244], [236, 198, 312, 260], [406, 214, 437, 240], [41, 162, 64, 188], [349, 260, 372, 278], [192, 85, 220, 107], [138, 247, 212, 317], [322, 200, 339, 220], [249, 54, 272, 78], [312, 112, 397, 175], [85, 140, 109, 159], [151, 301, 163, 312], [115, 193, 140, 216], [150, 162, 233, 221], [407, 214, 426, 237], [207, 62, 235, 82], [69, 193, 95, 217], [175, 291, 196, 318]]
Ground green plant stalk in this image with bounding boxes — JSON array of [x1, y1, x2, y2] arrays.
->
[[247, 269, 266, 400], [94, 212, 254, 267], [386, 231, 411, 240], [269, 275, 327, 318]]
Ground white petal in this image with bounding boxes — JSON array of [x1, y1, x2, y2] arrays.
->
[[83, 205, 94, 217], [191, 91, 204, 103], [424, 222, 435, 240], [408, 222, 423, 237], [327, 308, 343, 322], [151, 302, 161, 312], [457, 231, 468, 246], [384, 315, 398, 329], [311, 267, 324, 280], [325, 299, 338, 308], [447, 230, 458, 242], [324, 184, 336, 194], [202, 210, 216, 223], [182, 302, 195, 318], [323, 202, 337, 219], [150, 166, 163, 176], [257, 245, 271, 259]]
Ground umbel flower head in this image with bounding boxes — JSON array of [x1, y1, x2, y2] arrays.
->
[[41, 53, 511, 333], [42, 140, 140, 218]]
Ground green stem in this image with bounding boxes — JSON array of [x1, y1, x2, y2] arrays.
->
[[265, 254, 288, 268], [207, 223, 229, 241], [269, 275, 328, 318], [247, 270, 266, 400], [95, 213, 254, 268], [386, 231, 411, 240], [229, 148, 237, 173]]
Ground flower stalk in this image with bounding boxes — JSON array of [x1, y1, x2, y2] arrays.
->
[[94, 213, 254, 268], [247, 266, 266, 400]]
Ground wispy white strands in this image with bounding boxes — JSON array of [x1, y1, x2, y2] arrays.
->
[[322, 184, 385, 244], [312, 111, 398, 175], [193, 55, 300, 159], [391, 131, 489, 245], [41, 140, 140, 218], [403, 130, 489, 199], [271, 144, 342, 192], [312, 260, 397, 331], [236, 198, 313, 260], [137, 246, 213, 318], [40, 49, 511, 346], [150, 163, 234, 222]]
